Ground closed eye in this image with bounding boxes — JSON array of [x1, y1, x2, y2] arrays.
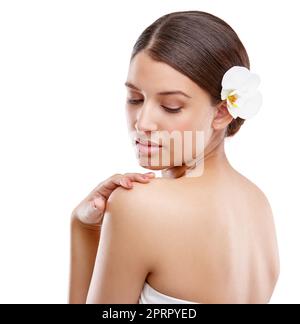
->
[[161, 105, 182, 113], [126, 99, 182, 113]]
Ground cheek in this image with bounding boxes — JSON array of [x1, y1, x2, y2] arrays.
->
[[166, 108, 210, 131], [162, 115, 195, 133], [164, 112, 210, 164]]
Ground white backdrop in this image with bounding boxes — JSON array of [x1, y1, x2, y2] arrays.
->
[[0, 0, 299, 304]]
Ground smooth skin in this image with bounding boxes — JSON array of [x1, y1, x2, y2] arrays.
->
[[69, 51, 280, 304], [69, 171, 155, 304]]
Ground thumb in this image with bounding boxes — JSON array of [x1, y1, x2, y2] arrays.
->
[[93, 197, 105, 211], [77, 200, 103, 225]]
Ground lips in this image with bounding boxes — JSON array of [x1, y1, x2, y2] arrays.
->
[[136, 139, 162, 147]]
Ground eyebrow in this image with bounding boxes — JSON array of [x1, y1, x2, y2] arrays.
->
[[124, 81, 192, 98]]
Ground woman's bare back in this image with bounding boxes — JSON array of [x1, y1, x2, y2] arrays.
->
[[142, 167, 279, 304]]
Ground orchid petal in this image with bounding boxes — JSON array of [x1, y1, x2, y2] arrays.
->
[[221, 66, 251, 90], [231, 92, 262, 119], [221, 66, 262, 120]]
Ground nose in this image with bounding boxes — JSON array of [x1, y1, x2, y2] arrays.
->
[[135, 101, 158, 132]]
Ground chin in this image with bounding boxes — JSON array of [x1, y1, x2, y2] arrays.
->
[[138, 162, 184, 170], [138, 164, 164, 171]]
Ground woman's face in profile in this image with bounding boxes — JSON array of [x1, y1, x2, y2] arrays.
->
[[125, 51, 216, 170]]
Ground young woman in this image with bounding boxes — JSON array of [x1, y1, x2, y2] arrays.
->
[[69, 10, 280, 304]]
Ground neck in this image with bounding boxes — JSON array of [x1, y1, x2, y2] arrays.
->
[[161, 138, 230, 179]]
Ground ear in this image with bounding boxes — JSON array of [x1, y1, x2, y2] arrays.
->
[[212, 101, 233, 131]]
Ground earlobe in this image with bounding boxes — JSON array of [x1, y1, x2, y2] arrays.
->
[[212, 101, 233, 131]]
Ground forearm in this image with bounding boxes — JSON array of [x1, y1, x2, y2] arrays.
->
[[68, 215, 101, 304]]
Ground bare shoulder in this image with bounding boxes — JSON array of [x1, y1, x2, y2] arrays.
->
[[104, 176, 211, 238], [103, 177, 187, 239], [105, 177, 173, 219], [233, 169, 274, 215], [103, 178, 171, 263]]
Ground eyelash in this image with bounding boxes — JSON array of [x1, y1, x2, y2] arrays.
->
[[127, 99, 182, 113]]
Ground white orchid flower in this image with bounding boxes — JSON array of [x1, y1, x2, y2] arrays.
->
[[221, 66, 263, 119]]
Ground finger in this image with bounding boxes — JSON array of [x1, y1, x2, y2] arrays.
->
[[123, 172, 154, 178], [129, 174, 150, 182], [93, 197, 105, 211], [120, 178, 133, 188], [144, 172, 156, 177], [98, 177, 125, 198], [119, 172, 156, 189], [121, 176, 146, 189], [92, 172, 155, 199], [125, 172, 155, 183], [97, 174, 135, 198]]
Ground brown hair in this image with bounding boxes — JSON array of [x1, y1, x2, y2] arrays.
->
[[130, 10, 250, 137]]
